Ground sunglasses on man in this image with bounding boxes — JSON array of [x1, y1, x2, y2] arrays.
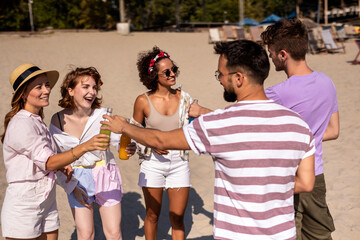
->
[[161, 66, 178, 77]]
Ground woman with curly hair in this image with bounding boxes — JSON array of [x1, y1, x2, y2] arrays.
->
[[49, 66, 135, 240], [132, 46, 194, 239]]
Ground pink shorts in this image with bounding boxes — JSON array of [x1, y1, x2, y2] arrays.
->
[[1, 177, 59, 238], [69, 163, 123, 208]]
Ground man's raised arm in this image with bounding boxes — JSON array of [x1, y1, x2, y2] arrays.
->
[[101, 115, 190, 151]]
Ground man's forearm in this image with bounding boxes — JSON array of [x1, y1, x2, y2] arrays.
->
[[123, 123, 190, 151], [323, 111, 339, 141], [123, 123, 164, 149]]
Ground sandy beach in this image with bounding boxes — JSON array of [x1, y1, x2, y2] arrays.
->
[[0, 30, 359, 240]]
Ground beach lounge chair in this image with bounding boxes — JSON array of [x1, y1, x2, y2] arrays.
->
[[222, 25, 237, 41], [208, 28, 222, 44], [335, 25, 349, 42], [234, 27, 246, 40], [308, 28, 326, 54], [352, 39, 360, 65], [249, 26, 262, 43], [320, 29, 346, 54]]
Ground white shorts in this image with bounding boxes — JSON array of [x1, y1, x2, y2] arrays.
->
[[138, 150, 191, 189], [1, 177, 59, 238]]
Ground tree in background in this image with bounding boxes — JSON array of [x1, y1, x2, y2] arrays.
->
[[33, 0, 81, 29], [0, 0, 358, 31], [0, 0, 29, 31], [126, 0, 176, 30]]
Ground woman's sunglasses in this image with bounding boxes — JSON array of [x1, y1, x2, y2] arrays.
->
[[161, 66, 178, 77]]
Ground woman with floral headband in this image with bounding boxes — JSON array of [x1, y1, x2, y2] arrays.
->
[[132, 46, 194, 239]]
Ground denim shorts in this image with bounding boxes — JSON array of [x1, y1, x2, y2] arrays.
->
[[138, 150, 191, 189]]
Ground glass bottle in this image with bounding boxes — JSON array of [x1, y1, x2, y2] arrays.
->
[[119, 133, 131, 160], [100, 108, 112, 149]]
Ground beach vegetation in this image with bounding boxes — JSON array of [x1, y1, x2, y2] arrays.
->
[[0, 0, 358, 31]]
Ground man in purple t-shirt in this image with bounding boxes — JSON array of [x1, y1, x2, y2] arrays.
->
[[261, 19, 339, 240]]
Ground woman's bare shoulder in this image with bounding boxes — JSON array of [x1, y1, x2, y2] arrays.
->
[[135, 93, 150, 105]]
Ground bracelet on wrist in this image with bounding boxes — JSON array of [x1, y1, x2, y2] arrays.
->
[[71, 148, 79, 161]]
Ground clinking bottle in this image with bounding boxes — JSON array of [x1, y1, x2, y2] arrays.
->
[[100, 108, 112, 149], [119, 133, 131, 160], [188, 99, 198, 123]]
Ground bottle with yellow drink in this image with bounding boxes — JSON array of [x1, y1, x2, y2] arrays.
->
[[100, 108, 112, 149]]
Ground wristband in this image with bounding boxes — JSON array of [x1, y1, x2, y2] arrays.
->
[[71, 148, 79, 161]]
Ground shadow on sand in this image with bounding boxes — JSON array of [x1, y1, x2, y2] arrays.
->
[[70, 187, 213, 239]]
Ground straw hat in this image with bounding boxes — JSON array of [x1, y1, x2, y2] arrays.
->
[[10, 63, 59, 103]]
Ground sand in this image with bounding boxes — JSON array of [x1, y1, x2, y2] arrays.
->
[[0, 30, 359, 239]]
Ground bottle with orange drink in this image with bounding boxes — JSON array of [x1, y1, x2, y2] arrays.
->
[[119, 133, 131, 160]]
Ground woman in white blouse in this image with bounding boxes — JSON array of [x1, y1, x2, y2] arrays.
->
[[50, 66, 135, 240]]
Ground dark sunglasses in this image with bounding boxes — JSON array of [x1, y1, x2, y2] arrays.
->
[[161, 66, 178, 77]]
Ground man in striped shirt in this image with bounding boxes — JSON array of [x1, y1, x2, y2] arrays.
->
[[102, 40, 315, 240]]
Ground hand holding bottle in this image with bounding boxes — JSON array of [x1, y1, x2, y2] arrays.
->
[[100, 108, 112, 150], [188, 99, 199, 123], [82, 133, 110, 151]]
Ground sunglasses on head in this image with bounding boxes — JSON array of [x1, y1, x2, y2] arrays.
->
[[161, 66, 178, 77]]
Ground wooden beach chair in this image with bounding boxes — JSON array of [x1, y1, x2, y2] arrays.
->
[[308, 28, 326, 54], [222, 25, 237, 41], [234, 27, 246, 40], [352, 39, 360, 65], [320, 29, 346, 54], [208, 28, 222, 44], [249, 26, 262, 43], [335, 25, 349, 42]]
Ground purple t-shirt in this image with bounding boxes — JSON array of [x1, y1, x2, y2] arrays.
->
[[265, 71, 338, 175]]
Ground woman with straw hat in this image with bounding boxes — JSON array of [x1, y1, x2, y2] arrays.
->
[[0, 63, 110, 240]]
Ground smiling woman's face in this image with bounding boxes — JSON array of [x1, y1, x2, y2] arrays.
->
[[156, 58, 177, 87], [23, 74, 51, 114], [68, 75, 98, 110]]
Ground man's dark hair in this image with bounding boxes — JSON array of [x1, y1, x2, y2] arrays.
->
[[261, 19, 308, 60], [214, 40, 270, 85]]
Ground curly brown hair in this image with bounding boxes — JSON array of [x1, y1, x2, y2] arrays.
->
[[136, 46, 179, 92], [58, 67, 103, 109]]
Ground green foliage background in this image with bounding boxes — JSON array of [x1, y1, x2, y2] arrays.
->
[[0, 0, 358, 31]]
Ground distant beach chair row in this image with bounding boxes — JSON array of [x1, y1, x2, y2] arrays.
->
[[208, 25, 270, 44], [209, 23, 359, 58], [307, 23, 360, 54]]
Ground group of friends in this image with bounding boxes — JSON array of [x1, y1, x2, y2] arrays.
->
[[1, 19, 339, 240]]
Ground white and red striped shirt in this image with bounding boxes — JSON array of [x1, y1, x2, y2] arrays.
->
[[183, 100, 315, 240]]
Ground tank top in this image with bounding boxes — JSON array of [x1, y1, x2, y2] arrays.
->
[[144, 93, 180, 131]]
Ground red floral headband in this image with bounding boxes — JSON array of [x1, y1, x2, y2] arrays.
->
[[148, 51, 170, 74]]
